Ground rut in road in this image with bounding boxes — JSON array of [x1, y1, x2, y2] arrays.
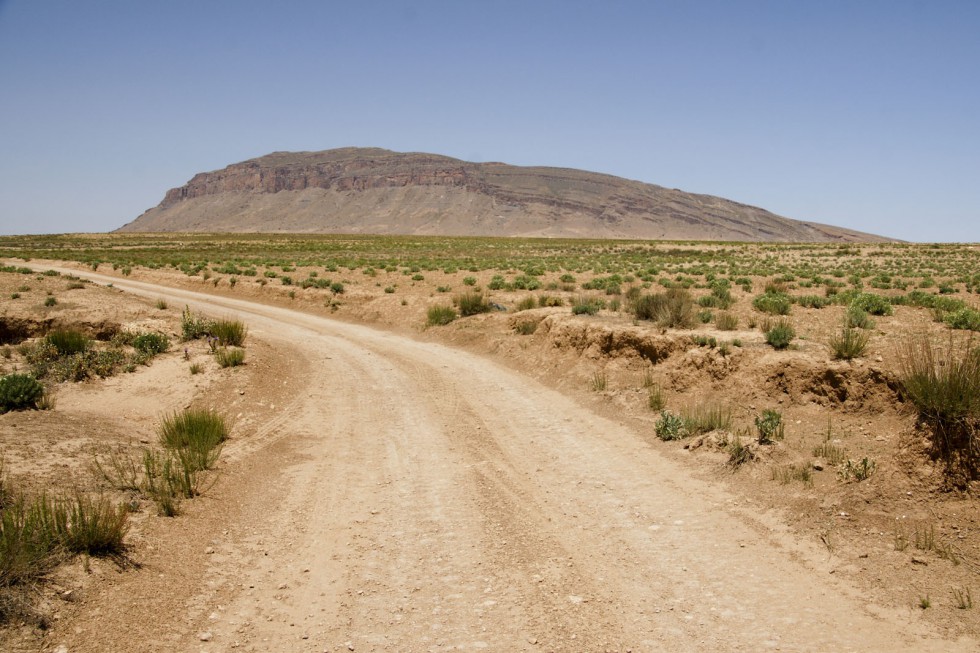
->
[[48, 270, 976, 653]]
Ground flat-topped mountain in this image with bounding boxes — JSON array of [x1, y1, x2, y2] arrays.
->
[[118, 148, 887, 241]]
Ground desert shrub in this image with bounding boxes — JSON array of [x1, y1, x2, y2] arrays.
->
[[427, 305, 458, 326], [714, 312, 738, 331], [454, 292, 491, 317], [0, 494, 62, 590], [571, 296, 603, 315], [632, 288, 695, 328], [181, 306, 214, 341], [0, 374, 45, 413], [214, 347, 245, 368], [589, 371, 607, 392], [764, 319, 795, 349], [462, 276, 477, 286], [513, 320, 538, 335], [515, 296, 537, 312], [48, 349, 126, 382], [330, 282, 345, 294], [211, 319, 248, 347], [159, 408, 227, 472], [45, 329, 89, 356], [50, 494, 128, 556], [755, 409, 785, 444], [132, 332, 170, 355], [727, 435, 753, 468], [655, 410, 686, 441], [838, 458, 877, 482], [943, 308, 980, 332], [537, 294, 564, 308], [828, 326, 870, 360], [681, 403, 732, 435], [647, 384, 666, 411], [752, 292, 792, 315], [43, 297, 57, 307], [488, 275, 506, 290], [797, 295, 829, 309], [850, 293, 893, 316], [845, 306, 875, 329], [898, 337, 980, 486]]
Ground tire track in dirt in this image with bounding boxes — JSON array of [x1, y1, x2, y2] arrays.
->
[[36, 268, 978, 653]]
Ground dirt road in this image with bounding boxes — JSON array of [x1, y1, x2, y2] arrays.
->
[[40, 271, 976, 652]]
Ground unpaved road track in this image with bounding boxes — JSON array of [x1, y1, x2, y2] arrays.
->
[[44, 270, 977, 652]]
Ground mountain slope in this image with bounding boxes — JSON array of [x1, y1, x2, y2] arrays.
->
[[118, 148, 887, 241]]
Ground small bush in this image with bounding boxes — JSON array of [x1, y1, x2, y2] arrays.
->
[[330, 282, 345, 295], [454, 292, 491, 317], [181, 306, 214, 341], [43, 297, 57, 307], [590, 371, 607, 392], [211, 319, 248, 347], [655, 410, 686, 441], [714, 312, 739, 331], [132, 332, 170, 355], [752, 292, 792, 315], [851, 293, 893, 316], [681, 403, 732, 435], [764, 319, 796, 349], [0, 374, 45, 413], [155, 298, 168, 310], [51, 494, 129, 556], [426, 305, 458, 326], [215, 348, 245, 368], [515, 296, 537, 312], [898, 337, 980, 486], [463, 276, 477, 286], [727, 435, 753, 468], [45, 329, 89, 356], [845, 306, 875, 329], [647, 384, 666, 411], [943, 308, 980, 331], [838, 457, 876, 482], [632, 288, 695, 328], [513, 320, 538, 335], [828, 326, 870, 360], [755, 409, 784, 444], [572, 296, 603, 315], [159, 408, 227, 472], [797, 295, 829, 309]]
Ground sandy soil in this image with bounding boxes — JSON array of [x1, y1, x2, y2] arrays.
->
[[2, 266, 977, 652]]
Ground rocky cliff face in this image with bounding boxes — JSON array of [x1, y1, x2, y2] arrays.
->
[[119, 148, 888, 242]]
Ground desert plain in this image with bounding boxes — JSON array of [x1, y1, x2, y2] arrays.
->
[[0, 234, 978, 652]]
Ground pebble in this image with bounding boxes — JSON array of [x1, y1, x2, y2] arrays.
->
[[198, 631, 213, 642]]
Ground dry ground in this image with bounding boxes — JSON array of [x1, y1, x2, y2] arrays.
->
[[0, 259, 977, 652]]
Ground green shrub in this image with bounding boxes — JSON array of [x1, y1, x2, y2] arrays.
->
[[45, 330, 89, 356], [50, 494, 128, 556], [210, 319, 248, 347], [755, 409, 785, 444], [764, 319, 796, 349], [797, 295, 829, 309], [43, 297, 57, 307], [655, 410, 686, 441], [463, 276, 477, 286], [898, 338, 980, 486], [513, 320, 538, 335], [330, 282, 345, 295], [714, 312, 739, 331], [647, 384, 666, 411], [159, 408, 227, 472], [454, 292, 491, 317], [851, 293, 893, 316], [572, 296, 603, 315], [515, 296, 537, 312], [632, 288, 695, 328], [132, 332, 170, 355], [943, 308, 980, 331], [681, 403, 732, 435], [214, 347, 245, 368], [838, 457, 877, 482], [488, 275, 506, 290], [0, 374, 45, 413], [426, 305, 458, 326], [828, 326, 870, 360], [752, 292, 792, 315], [0, 494, 62, 590], [845, 306, 875, 329], [181, 306, 214, 341]]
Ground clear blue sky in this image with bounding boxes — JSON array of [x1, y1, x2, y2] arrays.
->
[[1, 0, 977, 242]]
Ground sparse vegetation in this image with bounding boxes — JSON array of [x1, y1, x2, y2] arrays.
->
[[763, 318, 795, 349], [214, 347, 245, 368], [0, 374, 46, 413], [454, 292, 491, 317], [898, 336, 980, 487], [828, 325, 870, 360], [655, 410, 686, 441], [838, 457, 876, 482], [755, 409, 784, 444], [426, 305, 458, 326]]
